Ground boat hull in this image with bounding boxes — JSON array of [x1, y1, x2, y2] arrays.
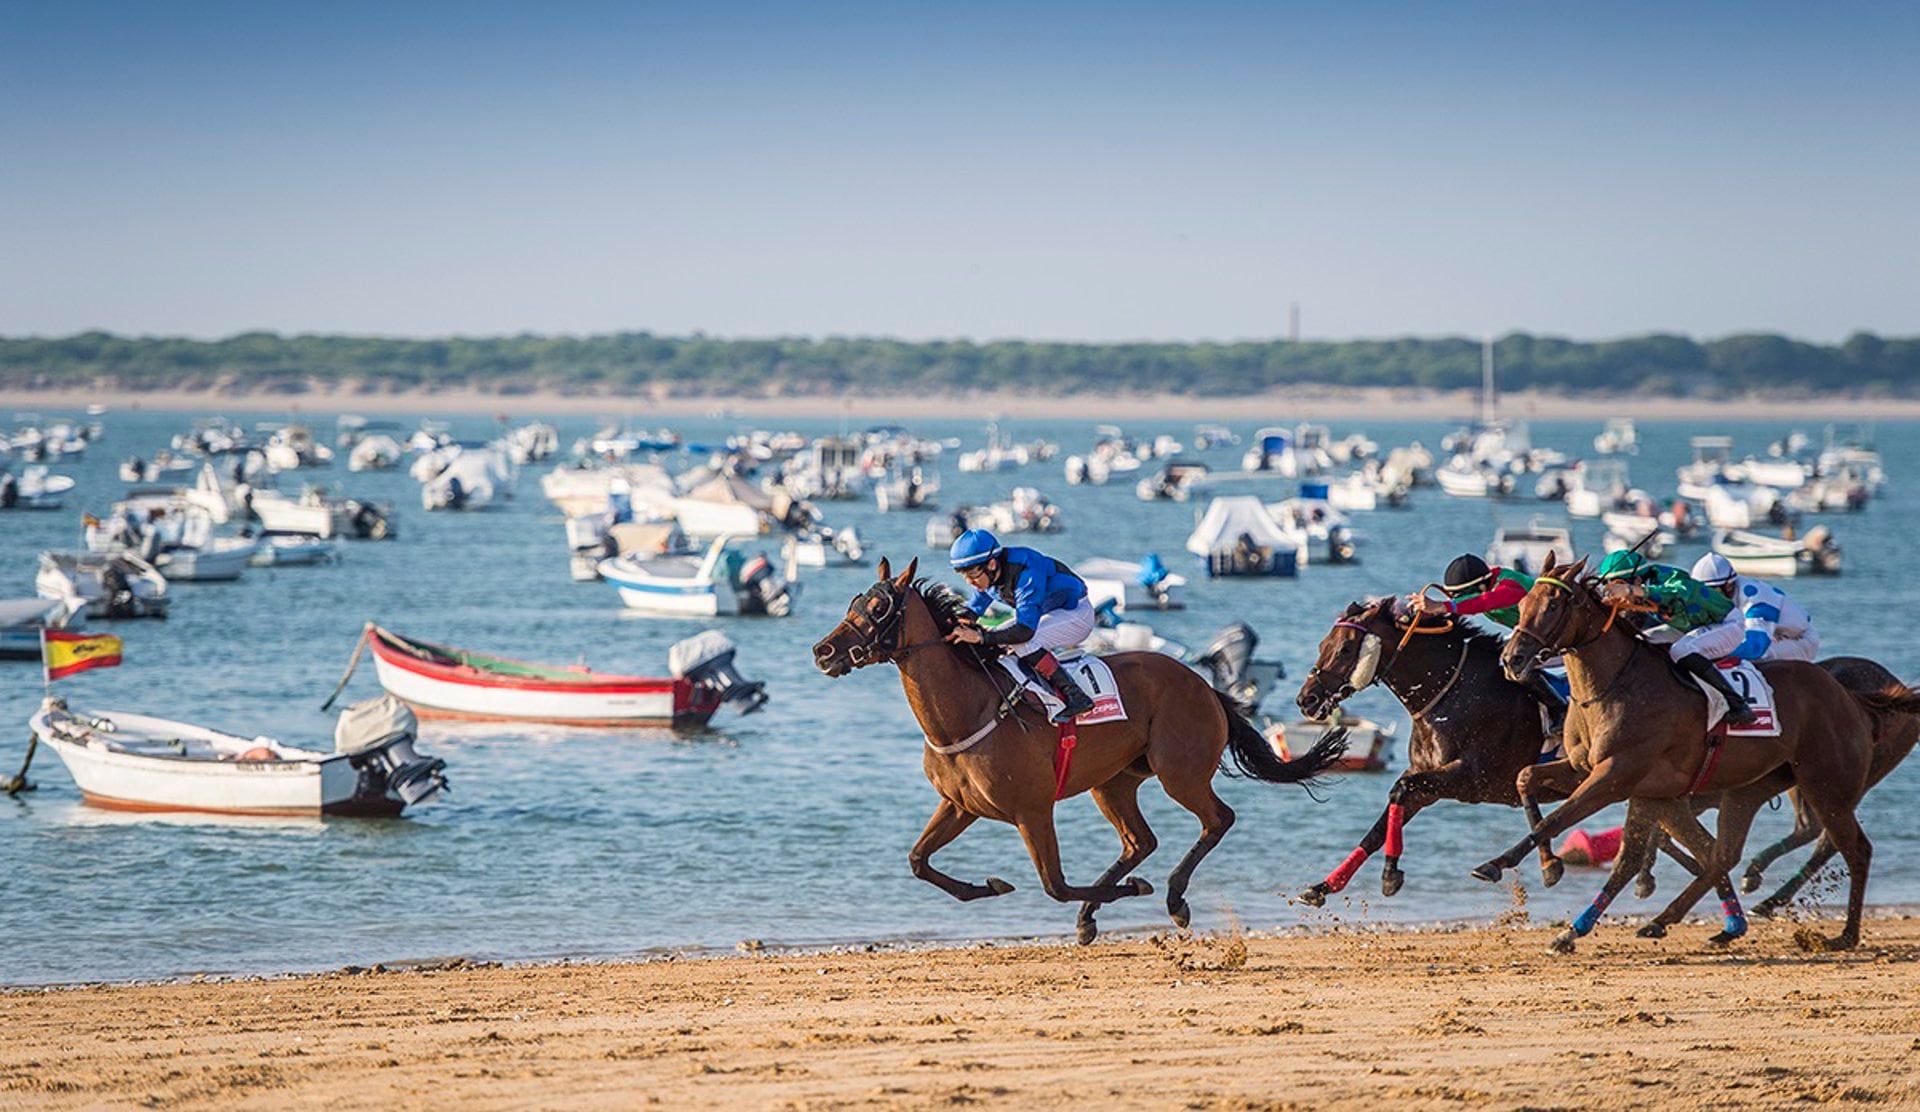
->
[[368, 630, 721, 727], [40, 735, 385, 816]]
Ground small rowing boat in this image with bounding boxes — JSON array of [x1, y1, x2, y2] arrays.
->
[[28, 694, 447, 817], [362, 625, 766, 727]]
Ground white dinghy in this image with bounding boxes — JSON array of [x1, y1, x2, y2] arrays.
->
[[36, 552, 170, 620], [27, 694, 447, 817]]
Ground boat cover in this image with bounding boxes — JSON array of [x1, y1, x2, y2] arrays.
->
[[335, 694, 418, 755], [1186, 496, 1296, 556]]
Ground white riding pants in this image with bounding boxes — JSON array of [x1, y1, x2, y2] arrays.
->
[[1672, 619, 1820, 663], [1009, 598, 1096, 658]]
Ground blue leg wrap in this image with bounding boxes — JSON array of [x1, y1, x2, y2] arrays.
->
[[1572, 892, 1611, 936], [1720, 899, 1748, 938]]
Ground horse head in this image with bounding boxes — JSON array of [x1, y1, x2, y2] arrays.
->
[[1297, 597, 1401, 719], [813, 556, 919, 677], [1500, 551, 1596, 683]]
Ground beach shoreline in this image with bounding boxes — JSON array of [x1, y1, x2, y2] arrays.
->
[[7, 384, 1920, 422], [6, 916, 1917, 1109]]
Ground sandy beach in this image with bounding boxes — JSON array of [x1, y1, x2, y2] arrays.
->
[[5, 917, 1917, 1110], [6, 385, 1920, 423]]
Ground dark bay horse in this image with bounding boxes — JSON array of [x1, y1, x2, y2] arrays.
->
[[1292, 597, 1584, 903], [1489, 554, 1918, 950], [813, 558, 1347, 943]]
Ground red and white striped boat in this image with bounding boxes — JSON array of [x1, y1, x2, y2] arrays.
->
[[363, 624, 765, 728]]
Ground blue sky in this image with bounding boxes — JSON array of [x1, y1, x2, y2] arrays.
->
[[3, 2, 1915, 342]]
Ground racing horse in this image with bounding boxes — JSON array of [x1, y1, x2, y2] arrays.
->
[[1489, 554, 1919, 950], [813, 558, 1347, 944], [1294, 596, 1702, 906]]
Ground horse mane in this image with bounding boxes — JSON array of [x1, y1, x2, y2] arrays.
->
[[1347, 596, 1507, 654], [914, 579, 1001, 665]]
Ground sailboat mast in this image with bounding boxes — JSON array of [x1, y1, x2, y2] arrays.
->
[[1480, 334, 1496, 425]]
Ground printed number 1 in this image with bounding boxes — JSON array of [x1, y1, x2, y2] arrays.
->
[[1079, 665, 1101, 694]]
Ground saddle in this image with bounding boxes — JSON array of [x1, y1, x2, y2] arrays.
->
[[995, 651, 1128, 725], [1688, 660, 1782, 737]]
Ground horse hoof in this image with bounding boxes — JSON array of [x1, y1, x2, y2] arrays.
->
[[1128, 877, 1154, 898], [1740, 870, 1763, 895], [985, 877, 1015, 896], [1298, 885, 1328, 908], [1549, 931, 1577, 955], [1076, 920, 1098, 946], [1169, 900, 1191, 929], [1637, 922, 1668, 940], [1380, 868, 1405, 898], [1634, 875, 1657, 900], [1752, 900, 1782, 920], [1471, 862, 1503, 883], [1541, 858, 1565, 889], [1820, 934, 1859, 953]]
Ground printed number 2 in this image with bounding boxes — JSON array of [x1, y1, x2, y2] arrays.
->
[[1725, 669, 1753, 699], [1078, 664, 1102, 694]]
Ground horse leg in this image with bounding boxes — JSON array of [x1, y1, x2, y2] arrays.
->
[[1014, 808, 1153, 920], [908, 800, 1014, 901], [1550, 800, 1661, 954], [1743, 823, 1822, 894], [1154, 762, 1237, 930], [1519, 759, 1583, 888], [1640, 794, 1765, 945], [1753, 834, 1836, 918], [1299, 806, 1388, 907], [1475, 757, 1632, 883], [1076, 776, 1160, 945], [1794, 804, 1872, 951], [1644, 827, 1705, 899]]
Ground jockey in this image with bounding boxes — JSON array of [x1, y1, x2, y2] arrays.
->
[[1413, 553, 1568, 729], [1685, 550, 1821, 658], [1594, 549, 1754, 723], [944, 529, 1097, 724]]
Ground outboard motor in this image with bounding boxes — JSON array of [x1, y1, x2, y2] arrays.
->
[[1193, 622, 1285, 717], [669, 630, 768, 715], [737, 554, 794, 617], [334, 694, 448, 807]]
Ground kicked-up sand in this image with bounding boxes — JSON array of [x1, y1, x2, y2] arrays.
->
[[4, 916, 1919, 1110]]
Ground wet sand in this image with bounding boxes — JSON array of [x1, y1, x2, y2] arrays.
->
[[6, 917, 1918, 1110]]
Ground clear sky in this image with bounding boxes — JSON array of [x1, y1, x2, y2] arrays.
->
[[3, 2, 1915, 343]]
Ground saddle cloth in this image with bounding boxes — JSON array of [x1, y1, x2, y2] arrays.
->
[[1690, 660, 1782, 737], [997, 651, 1128, 725]]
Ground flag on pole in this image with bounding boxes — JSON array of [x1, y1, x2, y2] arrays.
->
[[42, 629, 124, 682]]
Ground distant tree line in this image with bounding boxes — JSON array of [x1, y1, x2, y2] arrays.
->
[[1, 330, 1916, 397]]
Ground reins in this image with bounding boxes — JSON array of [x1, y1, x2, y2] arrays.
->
[[836, 582, 1029, 754], [1526, 574, 1648, 709], [1324, 608, 1469, 720]]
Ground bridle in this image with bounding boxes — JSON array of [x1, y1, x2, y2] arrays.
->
[[1510, 573, 1642, 707], [1307, 609, 1464, 718]]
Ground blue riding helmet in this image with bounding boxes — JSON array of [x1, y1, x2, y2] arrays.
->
[[949, 528, 1003, 570]]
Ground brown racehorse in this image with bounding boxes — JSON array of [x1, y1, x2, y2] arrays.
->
[[1294, 596, 1729, 924], [813, 558, 1347, 944], [1487, 553, 1919, 950], [1293, 597, 1582, 902]]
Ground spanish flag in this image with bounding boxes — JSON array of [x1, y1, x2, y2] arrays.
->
[[42, 630, 124, 682]]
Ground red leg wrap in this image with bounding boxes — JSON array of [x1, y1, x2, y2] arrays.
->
[[1384, 803, 1407, 858], [1325, 846, 1369, 892], [1052, 722, 1078, 800]]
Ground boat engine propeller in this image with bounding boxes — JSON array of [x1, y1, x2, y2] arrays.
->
[[737, 555, 794, 618], [670, 630, 769, 715], [334, 694, 449, 806], [1192, 622, 1286, 717]]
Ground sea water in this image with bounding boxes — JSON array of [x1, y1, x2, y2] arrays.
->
[[1, 409, 1913, 984]]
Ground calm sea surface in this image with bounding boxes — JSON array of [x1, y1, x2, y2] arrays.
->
[[2, 409, 1915, 984]]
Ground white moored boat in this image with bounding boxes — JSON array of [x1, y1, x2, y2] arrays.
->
[[363, 625, 766, 727], [599, 537, 798, 618], [28, 694, 447, 817], [36, 552, 170, 620]]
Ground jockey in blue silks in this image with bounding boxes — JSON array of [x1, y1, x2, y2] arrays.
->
[[945, 529, 1097, 723]]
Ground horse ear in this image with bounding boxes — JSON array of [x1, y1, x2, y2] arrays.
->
[[1540, 550, 1558, 577], [896, 557, 918, 588], [1567, 555, 1590, 581], [876, 557, 892, 581]]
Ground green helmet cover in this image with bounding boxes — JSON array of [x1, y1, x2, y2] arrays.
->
[[1595, 550, 1648, 581]]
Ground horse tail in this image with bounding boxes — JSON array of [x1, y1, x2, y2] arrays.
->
[[1216, 690, 1347, 787], [1848, 681, 1920, 718]]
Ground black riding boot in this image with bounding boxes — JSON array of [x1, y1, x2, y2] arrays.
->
[[1022, 650, 1095, 725], [1523, 670, 1569, 738], [1676, 653, 1755, 725]]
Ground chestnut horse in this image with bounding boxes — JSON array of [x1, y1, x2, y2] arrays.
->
[[1488, 553, 1918, 950], [813, 558, 1346, 943]]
